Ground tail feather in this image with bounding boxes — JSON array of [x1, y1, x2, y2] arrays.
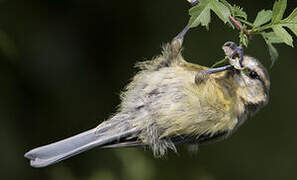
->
[[24, 127, 138, 168]]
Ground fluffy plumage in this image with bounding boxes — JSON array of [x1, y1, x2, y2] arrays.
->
[[24, 42, 270, 167]]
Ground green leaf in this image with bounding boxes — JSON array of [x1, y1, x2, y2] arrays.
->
[[287, 25, 297, 36], [189, 0, 211, 28], [282, 8, 297, 36], [262, 32, 283, 44], [239, 27, 248, 47], [272, 25, 293, 46], [189, 0, 230, 28], [266, 42, 279, 67], [211, 57, 228, 68], [232, 5, 247, 20], [220, 0, 247, 20], [210, 0, 231, 23], [253, 10, 272, 27], [261, 32, 279, 67], [283, 7, 297, 22], [220, 0, 232, 11], [272, 0, 287, 23]]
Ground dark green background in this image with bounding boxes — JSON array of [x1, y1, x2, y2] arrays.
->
[[0, 0, 296, 179]]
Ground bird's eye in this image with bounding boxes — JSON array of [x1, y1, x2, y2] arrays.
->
[[249, 71, 259, 79]]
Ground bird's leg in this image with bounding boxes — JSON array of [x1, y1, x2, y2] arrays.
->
[[171, 25, 190, 58], [202, 65, 233, 75], [195, 41, 244, 84], [171, 0, 198, 57], [187, 0, 198, 6], [222, 41, 244, 69], [174, 0, 234, 84], [195, 65, 233, 84], [172, 0, 198, 42], [173, 24, 190, 42]]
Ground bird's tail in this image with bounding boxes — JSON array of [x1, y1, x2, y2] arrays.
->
[[24, 122, 138, 168]]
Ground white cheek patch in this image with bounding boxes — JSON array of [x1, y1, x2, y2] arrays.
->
[[235, 72, 249, 87], [235, 71, 266, 103], [244, 59, 258, 68]]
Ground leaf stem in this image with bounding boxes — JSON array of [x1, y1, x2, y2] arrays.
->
[[250, 23, 274, 33], [236, 18, 255, 28], [211, 57, 228, 68], [229, 16, 251, 37]]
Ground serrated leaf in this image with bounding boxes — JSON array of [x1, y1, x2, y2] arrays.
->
[[219, 0, 234, 28], [220, 0, 232, 11], [239, 28, 248, 47], [253, 10, 272, 27], [263, 33, 279, 66], [283, 7, 297, 23], [267, 42, 279, 67], [282, 8, 297, 37], [189, 1, 211, 28], [210, 0, 231, 23], [232, 6, 247, 20], [287, 25, 297, 36], [272, 0, 287, 23], [189, 0, 230, 28], [220, 0, 247, 20], [272, 25, 293, 46], [262, 32, 283, 44], [240, 34, 248, 47]]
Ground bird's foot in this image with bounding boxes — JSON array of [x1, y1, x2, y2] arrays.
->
[[187, 0, 198, 6], [222, 41, 244, 70]]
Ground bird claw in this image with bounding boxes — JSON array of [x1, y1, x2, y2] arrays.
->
[[222, 41, 244, 70], [189, 0, 198, 7]]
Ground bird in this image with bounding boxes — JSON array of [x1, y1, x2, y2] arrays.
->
[[24, 25, 270, 168]]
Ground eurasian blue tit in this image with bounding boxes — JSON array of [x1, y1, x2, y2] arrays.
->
[[24, 25, 270, 168]]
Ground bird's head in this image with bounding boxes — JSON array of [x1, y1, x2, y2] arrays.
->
[[234, 56, 270, 112]]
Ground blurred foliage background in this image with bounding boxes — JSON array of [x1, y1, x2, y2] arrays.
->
[[0, 0, 296, 180]]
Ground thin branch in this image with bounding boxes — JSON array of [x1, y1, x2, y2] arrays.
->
[[236, 18, 255, 28], [229, 16, 252, 38]]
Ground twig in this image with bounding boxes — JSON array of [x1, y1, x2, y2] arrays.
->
[[229, 16, 252, 38]]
